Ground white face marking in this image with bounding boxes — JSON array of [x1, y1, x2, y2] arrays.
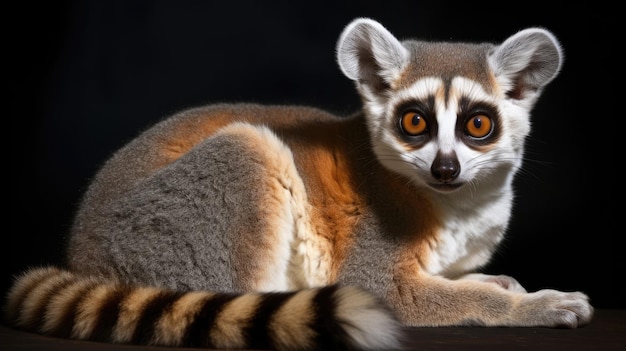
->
[[434, 96, 456, 155]]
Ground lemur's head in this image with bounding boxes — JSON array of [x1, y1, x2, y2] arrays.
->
[[336, 18, 562, 194]]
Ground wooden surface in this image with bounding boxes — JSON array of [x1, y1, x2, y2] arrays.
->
[[1, 309, 624, 350]]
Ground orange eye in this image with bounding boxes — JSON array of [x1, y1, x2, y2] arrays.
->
[[465, 114, 493, 139], [401, 111, 427, 136]]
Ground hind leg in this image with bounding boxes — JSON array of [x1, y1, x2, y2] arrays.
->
[[87, 122, 308, 292], [206, 122, 311, 292]]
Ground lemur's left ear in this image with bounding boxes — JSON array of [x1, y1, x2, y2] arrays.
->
[[489, 28, 563, 101], [336, 18, 409, 93]]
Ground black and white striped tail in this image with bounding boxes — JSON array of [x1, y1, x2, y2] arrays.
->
[[4, 266, 402, 350]]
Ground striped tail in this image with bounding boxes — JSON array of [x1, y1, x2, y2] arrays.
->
[[4, 267, 402, 350]]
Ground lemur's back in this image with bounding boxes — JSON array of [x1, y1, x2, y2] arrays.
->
[[5, 18, 592, 351], [72, 104, 343, 217]]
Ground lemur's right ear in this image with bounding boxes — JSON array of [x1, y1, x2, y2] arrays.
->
[[336, 18, 409, 93]]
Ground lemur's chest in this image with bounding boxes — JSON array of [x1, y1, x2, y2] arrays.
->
[[423, 194, 513, 277]]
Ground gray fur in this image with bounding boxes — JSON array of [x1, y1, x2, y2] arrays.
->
[[72, 131, 252, 290]]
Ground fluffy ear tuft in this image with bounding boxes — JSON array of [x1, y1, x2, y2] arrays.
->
[[489, 28, 563, 101], [336, 18, 409, 93]]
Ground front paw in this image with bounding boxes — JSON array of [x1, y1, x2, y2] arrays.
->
[[518, 289, 594, 328]]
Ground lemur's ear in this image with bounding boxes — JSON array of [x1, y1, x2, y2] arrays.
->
[[336, 18, 409, 93], [488, 28, 563, 102]]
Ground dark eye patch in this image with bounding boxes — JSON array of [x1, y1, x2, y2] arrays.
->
[[392, 96, 438, 146], [455, 96, 501, 148]]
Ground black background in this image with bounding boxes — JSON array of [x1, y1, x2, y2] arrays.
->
[[7, 2, 622, 310]]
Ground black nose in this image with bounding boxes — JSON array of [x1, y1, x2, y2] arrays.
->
[[431, 151, 460, 183]]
